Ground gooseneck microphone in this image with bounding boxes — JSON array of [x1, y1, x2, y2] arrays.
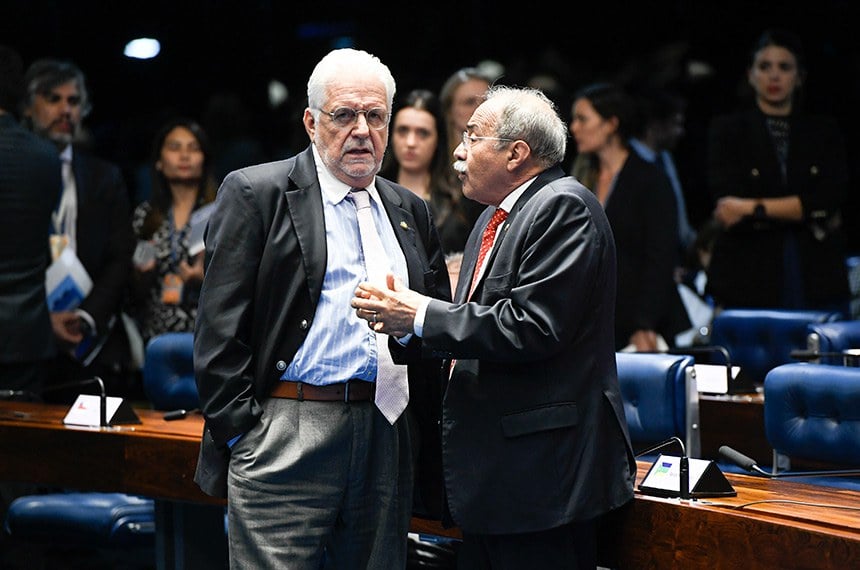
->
[[719, 445, 860, 478], [1, 377, 107, 427], [636, 436, 691, 499]]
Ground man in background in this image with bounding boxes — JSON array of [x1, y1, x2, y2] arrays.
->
[[22, 59, 137, 399]]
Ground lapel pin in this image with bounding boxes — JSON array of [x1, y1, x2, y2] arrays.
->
[[400, 221, 409, 230]]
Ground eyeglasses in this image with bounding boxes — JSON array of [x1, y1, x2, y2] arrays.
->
[[461, 131, 515, 150], [318, 107, 389, 130]]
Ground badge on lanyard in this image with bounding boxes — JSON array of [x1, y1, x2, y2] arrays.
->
[[162, 273, 183, 305]]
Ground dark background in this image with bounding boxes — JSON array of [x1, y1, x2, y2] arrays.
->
[[4, 0, 859, 250]]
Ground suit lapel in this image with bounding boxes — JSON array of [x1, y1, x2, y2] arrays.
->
[[377, 179, 425, 293], [285, 149, 327, 304], [461, 166, 567, 301]]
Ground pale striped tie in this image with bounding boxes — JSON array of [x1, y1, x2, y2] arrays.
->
[[349, 188, 409, 424]]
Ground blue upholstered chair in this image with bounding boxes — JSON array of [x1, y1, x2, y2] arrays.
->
[[142, 332, 197, 411], [616, 352, 700, 458], [4, 332, 198, 553], [805, 320, 860, 366], [763, 363, 860, 490], [709, 308, 843, 386]]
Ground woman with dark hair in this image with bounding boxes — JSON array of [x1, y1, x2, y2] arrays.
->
[[570, 82, 690, 351], [380, 89, 473, 256], [706, 29, 850, 313], [129, 117, 217, 341]]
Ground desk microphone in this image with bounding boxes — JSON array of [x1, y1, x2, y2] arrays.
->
[[719, 446, 860, 478], [636, 436, 690, 500], [1, 378, 107, 427], [163, 408, 200, 421]]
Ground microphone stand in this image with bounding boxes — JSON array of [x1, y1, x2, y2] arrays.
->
[[39, 376, 108, 427], [636, 436, 691, 500], [719, 446, 860, 478]]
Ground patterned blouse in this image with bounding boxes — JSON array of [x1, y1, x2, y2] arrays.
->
[[130, 201, 203, 343]]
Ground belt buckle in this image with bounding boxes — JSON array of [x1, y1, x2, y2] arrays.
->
[[343, 381, 350, 402]]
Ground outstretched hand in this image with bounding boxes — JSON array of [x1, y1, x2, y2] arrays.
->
[[351, 273, 427, 338]]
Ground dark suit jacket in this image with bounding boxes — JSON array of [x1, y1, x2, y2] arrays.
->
[[605, 152, 690, 349], [193, 146, 451, 500], [71, 148, 135, 334], [46, 147, 135, 381], [0, 114, 61, 367], [706, 108, 850, 309], [421, 166, 636, 534]]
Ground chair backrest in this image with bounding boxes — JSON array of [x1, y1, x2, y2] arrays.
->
[[616, 352, 699, 458], [142, 332, 198, 411], [764, 362, 860, 466], [806, 320, 860, 365], [710, 308, 843, 385]]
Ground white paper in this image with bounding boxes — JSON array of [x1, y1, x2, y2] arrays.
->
[[187, 203, 216, 257], [694, 363, 741, 394], [45, 247, 93, 311]]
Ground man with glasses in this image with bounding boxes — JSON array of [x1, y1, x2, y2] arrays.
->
[[353, 86, 635, 568], [193, 48, 450, 568]]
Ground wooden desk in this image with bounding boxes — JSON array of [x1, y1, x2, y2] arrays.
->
[[4, 402, 859, 569], [0, 401, 224, 570]]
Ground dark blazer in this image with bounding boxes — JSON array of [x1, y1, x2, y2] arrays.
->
[[706, 108, 850, 309], [0, 114, 61, 368], [605, 152, 690, 349], [71, 148, 135, 334], [193, 146, 451, 500], [421, 166, 636, 534], [48, 147, 135, 381]]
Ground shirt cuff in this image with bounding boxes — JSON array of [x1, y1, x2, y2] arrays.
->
[[413, 297, 431, 338]]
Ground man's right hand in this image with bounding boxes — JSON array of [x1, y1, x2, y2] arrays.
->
[[51, 311, 84, 347]]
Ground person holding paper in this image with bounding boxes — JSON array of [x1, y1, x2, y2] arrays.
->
[[22, 58, 136, 398], [129, 117, 216, 342]]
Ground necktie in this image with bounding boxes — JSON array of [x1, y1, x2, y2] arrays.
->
[[468, 208, 508, 299], [349, 188, 409, 424]]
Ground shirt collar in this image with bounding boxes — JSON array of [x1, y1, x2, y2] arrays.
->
[[60, 145, 73, 163], [497, 175, 536, 213]]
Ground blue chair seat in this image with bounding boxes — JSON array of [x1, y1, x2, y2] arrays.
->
[[4, 492, 154, 548], [763, 363, 860, 490]]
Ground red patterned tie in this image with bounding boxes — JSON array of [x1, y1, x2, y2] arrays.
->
[[468, 208, 508, 299]]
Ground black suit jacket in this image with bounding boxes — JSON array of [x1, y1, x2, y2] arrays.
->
[[605, 152, 690, 349], [70, 148, 135, 334], [706, 108, 850, 308], [193, 146, 451, 499], [422, 167, 636, 534], [0, 114, 61, 367]]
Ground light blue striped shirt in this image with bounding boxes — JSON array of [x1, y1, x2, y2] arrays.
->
[[282, 145, 408, 385]]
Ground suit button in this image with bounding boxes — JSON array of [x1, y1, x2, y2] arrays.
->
[[750, 168, 760, 177], [300, 319, 309, 330], [810, 165, 819, 175], [276, 360, 287, 371]]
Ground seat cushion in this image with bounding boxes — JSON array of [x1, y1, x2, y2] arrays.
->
[[4, 492, 154, 548]]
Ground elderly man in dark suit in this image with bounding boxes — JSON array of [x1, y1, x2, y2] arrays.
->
[[22, 59, 136, 398], [353, 85, 635, 568], [193, 48, 450, 568]]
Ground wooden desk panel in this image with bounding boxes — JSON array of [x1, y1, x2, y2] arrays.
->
[[699, 392, 772, 462], [3, 401, 860, 569]]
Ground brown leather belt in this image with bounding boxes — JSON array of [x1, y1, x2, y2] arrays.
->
[[270, 380, 374, 402]]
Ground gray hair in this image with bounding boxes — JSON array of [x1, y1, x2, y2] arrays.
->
[[485, 85, 567, 167], [23, 58, 91, 118], [307, 48, 396, 120]]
